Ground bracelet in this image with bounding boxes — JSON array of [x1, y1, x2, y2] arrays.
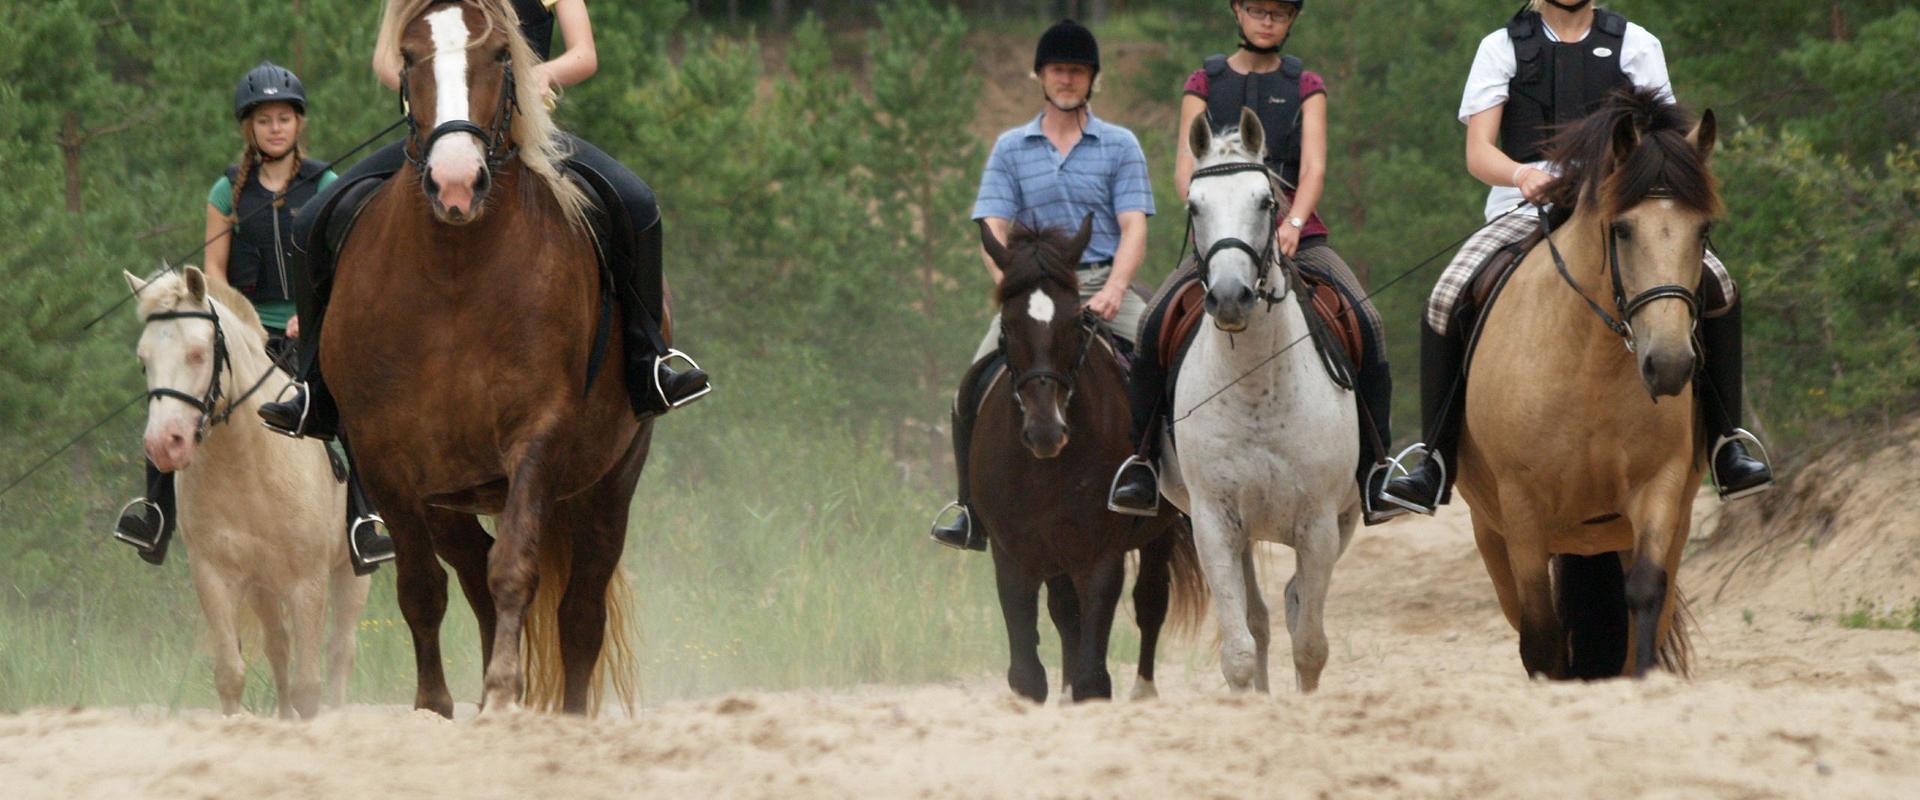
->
[[1512, 164, 1534, 186]]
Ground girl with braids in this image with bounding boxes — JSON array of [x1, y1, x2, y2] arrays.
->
[[114, 62, 395, 574]]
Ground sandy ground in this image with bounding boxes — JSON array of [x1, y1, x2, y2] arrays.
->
[[5, 491, 1919, 800]]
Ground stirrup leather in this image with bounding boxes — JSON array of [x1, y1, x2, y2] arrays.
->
[[1380, 443, 1447, 515], [260, 380, 311, 438], [928, 501, 978, 550], [349, 512, 395, 565], [654, 349, 713, 411], [112, 497, 166, 550], [1710, 428, 1775, 501], [1106, 455, 1161, 517], [1363, 453, 1415, 522]]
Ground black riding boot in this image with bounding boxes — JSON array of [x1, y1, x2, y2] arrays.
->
[[931, 355, 1001, 551], [620, 222, 709, 417], [341, 449, 393, 575], [1383, 319, 1466, 514], [1108, 351, 1164, 515], [1356, 358, 1407, 525], [113, 462, 176, 565], [1698, 301, 1774, 499]]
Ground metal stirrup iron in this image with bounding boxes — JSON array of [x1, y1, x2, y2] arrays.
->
[[1107, 455, 1161, 517], [349, 512, 394, 565], [928, 501, 974, 550], [112, 498, 166, 550], [654, 349, 713, 411], [1380, 443, 1446, 515], [261, 380, 311, 438], [1363, 452, 1415, 521], [1710, 428, 1775, 501]]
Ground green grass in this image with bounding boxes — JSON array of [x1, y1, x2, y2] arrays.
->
[[1836, 598, 1920, 633]]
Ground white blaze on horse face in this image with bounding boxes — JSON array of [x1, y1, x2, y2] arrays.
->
[[425, 6, 486, 210], [1025, 289, 1056, 325]]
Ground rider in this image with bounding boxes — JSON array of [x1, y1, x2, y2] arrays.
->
[[1111, 0, 1404, 525], [257, 0, 709, 442], [1382, 0, 1775, 514], [112, 62, 394, 573], [929, 19, 1156, 551]]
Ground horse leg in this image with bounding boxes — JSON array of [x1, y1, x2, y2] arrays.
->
[[1241, 547, 1271, 693], [384, 502, 456, 718], [1070, 553, 1128, 702], [1500, 517, 1566, 679], [190, 564, 247, 715], [1131, 533, 1174, 701], [1191, 504, 1258, 692], [1284, 516, 1340, 693], [1045, 574, 1081, 698], [1625, 486, 1691, 677], [278, 578, 327, 719], [554, 461, 642, 715], [1471, 517, 1524, 632], [482, 438, 568, 713], [325, 561, 371, 708], [427, 510, 498, 671], [994, 547, 1047, 703], [245, 587, 295, 719]]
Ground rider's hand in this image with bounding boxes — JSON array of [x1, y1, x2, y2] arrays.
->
[[1085, 284, 1126, 321], [287, 315, 300, 339], [1275, 222, 1303, 259], [1515, 165, 1554, 204], [531, 64, 561, 110]]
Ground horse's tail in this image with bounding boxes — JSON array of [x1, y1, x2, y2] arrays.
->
[[1163, 515, 1211, 640], [1659, 585, 1695, 677], [520, 532, 640, 715]]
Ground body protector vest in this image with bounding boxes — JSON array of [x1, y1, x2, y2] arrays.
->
[[224, 159, 329, 304], [1499, 8, 1629, 164], [1203, 54, 1306, 186], [513, 0, 556, 60]]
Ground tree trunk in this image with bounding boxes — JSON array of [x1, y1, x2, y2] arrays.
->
[[60, 111, 84, 216], [1830, 0, 1849, 42]]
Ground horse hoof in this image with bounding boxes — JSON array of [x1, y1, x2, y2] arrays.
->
[[1130, 679, 1158, 702]]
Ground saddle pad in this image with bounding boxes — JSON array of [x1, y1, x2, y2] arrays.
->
[[1304, 276, 1365, 373], [1156, 281, 1207, 372], [1460, 230, 1545, 370], [1155, 275, 1365, 386]]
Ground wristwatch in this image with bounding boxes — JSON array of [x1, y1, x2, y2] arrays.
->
[[1286, 216, 1306, 229]]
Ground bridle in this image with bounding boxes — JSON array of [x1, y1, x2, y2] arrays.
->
[[1537, 198, 1702, 353], [141, 307, 279, 442], [1000, 306, 1100, 413], [1187, 161, 1293, 309], [398, 29, 520, 176]]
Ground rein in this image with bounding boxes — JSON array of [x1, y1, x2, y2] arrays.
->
[[143, 308, 281, 442], [1188, 161, 1294, 309], [398, 51, 521, 175], [1536, 201, 1701, 353]]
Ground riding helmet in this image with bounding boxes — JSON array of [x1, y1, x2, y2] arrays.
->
[[233, 61, 307, 120], [1034, 19, 1100, 75]]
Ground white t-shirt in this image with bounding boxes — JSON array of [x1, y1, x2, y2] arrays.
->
[[1459, 17, 1675, 221]]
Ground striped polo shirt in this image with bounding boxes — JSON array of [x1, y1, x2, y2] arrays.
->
[[971, 111, 1156, 265]]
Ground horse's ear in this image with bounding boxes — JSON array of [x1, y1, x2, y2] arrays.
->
[[1238, 106, 1265, 162], [1688, 108, 1717, 163], [1187, 112, 1213, 160], [1610, 111, 1641, 165], [122, 269, 147, 295], [183, 265, 207, 303], [978, 219, 1011, 268], [1067, 212, 1094, 262]]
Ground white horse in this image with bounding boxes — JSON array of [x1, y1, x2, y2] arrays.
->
[[125, 266, 369, 717], [1156, 109, 1360, 693]]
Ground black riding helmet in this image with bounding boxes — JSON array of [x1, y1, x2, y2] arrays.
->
[[233, 61, 307, 120], [1034, 19, 1099, 76]]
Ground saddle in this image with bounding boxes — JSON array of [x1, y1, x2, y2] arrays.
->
[[1154, 271, 1367, 398], [1458, 227, 1547, 368]]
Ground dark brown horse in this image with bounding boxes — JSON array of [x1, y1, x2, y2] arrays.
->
[[972, 219, 1206, 703], [323, 0, 644, 715]]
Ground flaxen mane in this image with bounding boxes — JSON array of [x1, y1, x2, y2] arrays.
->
[[377, 0, 591, 228], [1543, 87, 1721, 219]]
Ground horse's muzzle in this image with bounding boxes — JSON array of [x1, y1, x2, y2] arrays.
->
[[1205, 281, 1255, 332], [424, 137, 492, 224], [1638, 343, 1695, 399]]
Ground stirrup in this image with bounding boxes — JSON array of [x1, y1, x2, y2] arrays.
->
[[1106, 455, 1161, 516], [349, 512, 395, 566], [260, 380, 311, 438], [112, 497, 166, 551], [1362, 455, 1414, 523], [1710, 428, 1775, 501], [928, 502, 979, 551], [653, 349, 713, 411], [1380, 443, 1446, 515]]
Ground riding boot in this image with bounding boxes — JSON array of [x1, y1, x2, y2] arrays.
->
[[1355, 358, 1408, 525], [931, 356, 996, 551], [619, 221, 710, 418], [260, 206, 341, 440], [1383, 319, 1466, 514], [113, 462, 176, 566], [339, 439, 394, 576], [1108, 352, 1164, 515], [1698, 301, 1775, 499]]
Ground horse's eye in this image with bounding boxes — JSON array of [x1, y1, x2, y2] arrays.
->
[[495, 49, 510, 64], [1612, 222, 1633, 241]]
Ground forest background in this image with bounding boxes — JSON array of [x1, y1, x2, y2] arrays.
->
[[1, 0, 1913, 710]]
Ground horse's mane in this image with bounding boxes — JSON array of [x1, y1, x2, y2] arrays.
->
[[995, 223, 1083, 306], [136, 269, 269, 343], [1542, 87, 1721, 219], [378, 0, 591, 229]]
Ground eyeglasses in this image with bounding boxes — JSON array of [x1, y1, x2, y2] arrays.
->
[[1238, 5, 1296, 24]]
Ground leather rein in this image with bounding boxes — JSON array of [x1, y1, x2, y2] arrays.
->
[[1536, 200, 1702, 353], [142, 308, 280, 442]]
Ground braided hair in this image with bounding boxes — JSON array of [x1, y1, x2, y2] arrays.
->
[[229, 106, 310, 219]]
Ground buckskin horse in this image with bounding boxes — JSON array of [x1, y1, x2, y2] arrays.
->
[[321, 0, 646, 715], [1459, 89, 1715, 679], [970, 218, 1206, 703]]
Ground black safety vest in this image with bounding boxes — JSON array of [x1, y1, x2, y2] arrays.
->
[[1202, 54, 1306, 186], [1500, 8, 1630, 164], [513, 0, 555, 60], [223, 160, 329, 303]]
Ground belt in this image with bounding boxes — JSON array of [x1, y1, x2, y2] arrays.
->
[[1077, 260, 1114, 271]]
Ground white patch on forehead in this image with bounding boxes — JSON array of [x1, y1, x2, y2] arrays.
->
[[1026, 290, 1056, 324], [427, 7, 471, 128], [1660, 199, 1675, 210]]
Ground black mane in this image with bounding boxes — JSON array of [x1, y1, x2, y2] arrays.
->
[[1543, 87, 1721, 219]]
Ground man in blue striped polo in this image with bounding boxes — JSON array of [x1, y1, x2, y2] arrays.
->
[[931, 19, 1156, 551]]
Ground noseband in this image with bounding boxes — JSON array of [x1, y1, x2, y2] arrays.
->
[[398, 50, 520, 176], [1187, 161, 1293, 308], [142, 309, 233, 443], [1538, 200, 1702, 353], [1000, 308, 1100, 412]]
